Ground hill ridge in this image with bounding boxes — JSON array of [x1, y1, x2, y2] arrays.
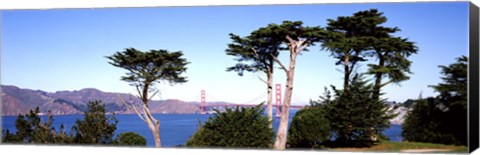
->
[[1, 85, 205, 116]]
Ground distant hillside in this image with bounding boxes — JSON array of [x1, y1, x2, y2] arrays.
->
[[1, 85, 409, 124], [1, 85, 212, 116]]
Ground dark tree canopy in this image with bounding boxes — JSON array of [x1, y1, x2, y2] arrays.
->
[[251, 21, 325, 49], [322, 9, 418, 94], [226, 32, 281, 76], [402, 56, 468, 146], [401, 97, 458, 144], [2, 107, 66, 144], [368, 37, 417, 82], [287, 105, 331, 148], [226, 25, 287, 128], [185, 104, 274, 148], [322, 9, 396, 91], [106, 48, 189, 88], [323, 9, 398, 59], [367, 30, 417, 101], [2, 104, 121, 145], [430, 56, 467, 108], [116, 132, 147, 146], [318, 74, 395, 147], [106, 48, 190, 147], [71, 101, 118, 145]]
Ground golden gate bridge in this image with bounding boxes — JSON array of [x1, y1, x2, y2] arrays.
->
[[198, 83, 306, 116]]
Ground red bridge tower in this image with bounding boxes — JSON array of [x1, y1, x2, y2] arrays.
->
[[200, 90, 206, 114], [275, 83, 282, 117]]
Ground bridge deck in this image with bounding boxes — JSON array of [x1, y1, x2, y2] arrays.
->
[[201, 104, 305, 109]]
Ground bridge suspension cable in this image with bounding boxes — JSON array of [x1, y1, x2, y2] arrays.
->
[[198, 84, 305, 115], [239, 91, 267, 105], [292, 95, 309, 105]]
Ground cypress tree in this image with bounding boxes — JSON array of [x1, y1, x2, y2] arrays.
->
[[71, 101, 118, 145], [186, 104, 274, 148], [322, 74, 395, 147], [287, 105, 331, 148], [402, 56, 467, 146]]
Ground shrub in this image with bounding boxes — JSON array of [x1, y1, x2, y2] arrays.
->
[[116, 132, 147, 146], [71, 101, 118, 144], [402, 56, 467, 146], [1, 107, 70, 144], [185, 104, 274, 148], [287, 106, 331, 148], [320, 74, 395, 147]]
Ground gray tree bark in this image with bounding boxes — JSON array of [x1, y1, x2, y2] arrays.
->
[[272, 36, 306, 150], [266, 70, 274, 128]]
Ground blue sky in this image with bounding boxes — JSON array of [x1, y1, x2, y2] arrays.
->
[[1, 2, 469, 104]]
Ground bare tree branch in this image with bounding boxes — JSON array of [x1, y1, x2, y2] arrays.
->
[[136, 85, 143, 100], [251, 48, 259, 58], [380, 79, 395, 88], [270, 53, 288, 73], [149, 90, 159, 101], [258, 76, 268, 85], [116, 94, 146, 122], [297, 39, 308, 53], [143, 103, 158, 122], [286, 35, 296, 45]]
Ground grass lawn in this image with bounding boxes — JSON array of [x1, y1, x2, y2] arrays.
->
[[329, 141, 468, 153]]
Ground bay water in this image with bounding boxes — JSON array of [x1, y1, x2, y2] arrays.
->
[[1, 112, 403, 147]]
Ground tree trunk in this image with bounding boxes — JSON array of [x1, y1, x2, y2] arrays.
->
[[343, 52, 351, 92], [145, 113, 161, 147], [273, 48, 297, 150], [267, 70, 274, 128], [141, 84, 162, 147], [370, 53, 385, 142], [372, 54, 385, 101]]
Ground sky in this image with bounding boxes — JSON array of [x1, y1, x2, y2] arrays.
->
[[0, 2, 469, 104]]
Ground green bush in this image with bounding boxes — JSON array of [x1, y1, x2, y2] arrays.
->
[[402, 56, 467, 146], [320, 74, 395, 147], [2, 101, 120, 145], [2, 107, 72, 144], [185, 104, 274, 148], [116, 132, 147, 146], [287, 106, 331, 148], [71, 101, 118, 144]]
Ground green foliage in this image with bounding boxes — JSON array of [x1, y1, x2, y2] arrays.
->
[[2, 127, 20, 143], [116, 132, 147, 146], [401, 99, 416, 108], [252, 20, 324, 45], [367, 37, 417, 83], [323, 9, 417, 98], [186, 104, 274, 148], [323, 9, 387, 92], [331, 141, 468, 152], [106, 48, 189, 89], [402, 56, 467, 146], [324, 9, 391, 53], [71, 101, 118, 145], [287, 105, 331, 148], [2, 107, 72, 144], [106, 47, 190, 147], [401, 98, 458, 144], [430, 56, 467, 109], [225, 32, 280, 76], [225, 20, 325, 82], [320, 74, 395, 147]]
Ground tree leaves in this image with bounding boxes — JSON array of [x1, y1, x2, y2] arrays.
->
[[318, 74, 395, 147], [71, 101, 118, 144], [287, 106, 331, 148], [106, 48, 189, 87], [402, 56, 468, 146], [185, 104, 274, 148]]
